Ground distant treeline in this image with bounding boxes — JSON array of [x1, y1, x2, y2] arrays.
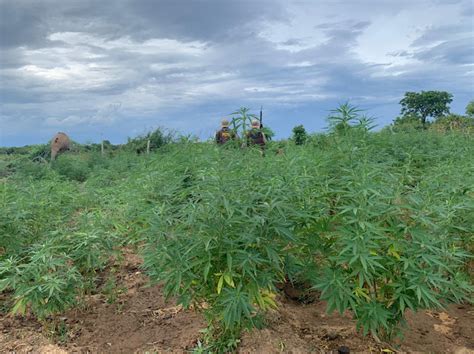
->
[[0, 127, 175, 158], [2, 93, 473, 156]]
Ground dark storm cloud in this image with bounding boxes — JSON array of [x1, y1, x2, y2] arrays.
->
[[0, 0, 285, 49], [0, 0, 473, 146], [0, 48, 27, 68], [414, 38, 474, 64], [127, 0, 286, 41], [310, 20, 371, 57], [280, 38, 304, 46], [315, 20, 370, 32], [0, 1, 49, 48], [411, 24, 473, 47], [461, 4, 474, 17]]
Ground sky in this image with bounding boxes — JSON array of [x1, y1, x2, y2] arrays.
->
[[0, 0, 473, 146]]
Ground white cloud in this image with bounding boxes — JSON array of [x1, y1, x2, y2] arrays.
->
[[49, 32, 208, 55], [287, 61, 313, 67], [45, 115, 84, 126], [19, 63, 114, 89], [1, 0, 472, 145]]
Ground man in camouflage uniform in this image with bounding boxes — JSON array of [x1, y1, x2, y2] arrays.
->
[[245, 119, 267, 148], [215, 119, 237, 145]]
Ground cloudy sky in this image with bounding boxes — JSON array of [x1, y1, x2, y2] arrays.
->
[[1, 0, 473, 146]]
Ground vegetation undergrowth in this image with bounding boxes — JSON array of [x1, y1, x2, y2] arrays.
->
[[0, 130, 472, 351]]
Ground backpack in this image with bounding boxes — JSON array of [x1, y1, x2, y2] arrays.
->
[[246, 129, 265, 146], [217, 128, 233, 144]]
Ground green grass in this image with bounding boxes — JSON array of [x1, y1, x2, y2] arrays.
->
[[0, 131, 472, 349]]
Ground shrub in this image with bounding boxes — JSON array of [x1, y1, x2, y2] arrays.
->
[[29, 144, 51, 161], [327, 102, 362, 134], [141, 132, 473, 348], [0, 245, 83, 319], [1, 129, 472, 349], [430, 114, 474, 133], [86, 152, 111, 170], [12, 158, 52, 180], [466, 100, 474, 117], [52, 155, 91, 182], [390, 114, 426, 132], [142, 154, 300, 348], [292, 125, 308, 145], [261, 126, 275, 141], [326, 102, 375, 135], [125, 127, 173, 153]]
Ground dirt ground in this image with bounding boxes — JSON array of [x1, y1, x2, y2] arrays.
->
[[238, 294, 474, 353], [1, 250, 473, 353]]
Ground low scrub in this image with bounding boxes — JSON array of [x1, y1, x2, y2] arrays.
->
[[124, 127, 174, 154]]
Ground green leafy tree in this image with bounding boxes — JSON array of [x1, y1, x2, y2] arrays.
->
[[399, 91, 453, 126], [292, 125, 308, 145], [466, 100, 474, 117]]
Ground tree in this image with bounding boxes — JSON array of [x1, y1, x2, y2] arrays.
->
[[399, 91, 453, 126], [466, 100, 474, 117], [292, 125, 308, 145]]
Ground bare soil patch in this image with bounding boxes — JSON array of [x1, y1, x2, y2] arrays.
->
[[239, 296, 474, 353], [1, 249, 472, 353], [0, 249, 205, 353]]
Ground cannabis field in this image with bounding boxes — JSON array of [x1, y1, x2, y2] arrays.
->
[[0, 130, 473, 352]]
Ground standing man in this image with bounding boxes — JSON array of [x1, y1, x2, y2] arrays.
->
[[215, 119, 237, 145], [245, 119, 267, 148]]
